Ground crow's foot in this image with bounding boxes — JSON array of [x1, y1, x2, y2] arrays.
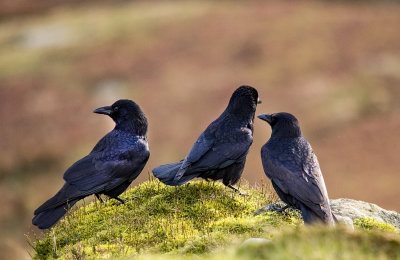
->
[[113, 196, 137, 205], [271, 204, 291, 216], [227, 184, 249, 196]]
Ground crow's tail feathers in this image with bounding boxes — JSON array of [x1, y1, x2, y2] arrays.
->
[[300, 205, 321, 225], [32, 184, 81, 229], [152, 162, 183, 186], [32, 199, 79, 229], [153, 161, 199, 186], [299, 203, 335, 226]]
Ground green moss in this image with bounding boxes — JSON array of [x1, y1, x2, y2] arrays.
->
[[30, 236, 54, 259], [354, 217, 398, 233], [30, 180, 280, 258]]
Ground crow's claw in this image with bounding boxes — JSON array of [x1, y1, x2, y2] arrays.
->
[[271, 204, 291, 216]]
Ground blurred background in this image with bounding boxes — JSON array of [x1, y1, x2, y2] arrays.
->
[[1, 0, 400, 258]]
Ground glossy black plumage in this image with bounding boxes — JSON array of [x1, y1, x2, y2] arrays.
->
[[258, 112, 335, 225], [153, 86, 260, 193], [32, 100, 150, 229]]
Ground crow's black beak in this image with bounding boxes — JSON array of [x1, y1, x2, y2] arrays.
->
[[257, 98, 262, 104], [257, 113, 272, 124], [93, 106, 113, 115]]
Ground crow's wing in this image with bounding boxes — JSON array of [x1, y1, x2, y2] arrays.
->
[[192, 138, 252, 170], [173, 131, 214, 181], [63, 149, 144, 193], [185, 131, 215, 165], [261, 141, 330, 218], [174, 126, 253, 181]]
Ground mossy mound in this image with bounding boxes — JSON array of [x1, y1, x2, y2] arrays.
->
[[29, 180, 400, 259], [30, 180, 297, 259]]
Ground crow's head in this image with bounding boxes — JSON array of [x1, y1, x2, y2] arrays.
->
[[258, 112, 302, 138], [227, 85, 261, 116], [94, 99, 148, 135]]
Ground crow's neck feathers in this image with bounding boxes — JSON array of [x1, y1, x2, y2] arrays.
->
[[226, 101, 257, 119], [114, 112, 148, 136], [271, 121, 302, 139]]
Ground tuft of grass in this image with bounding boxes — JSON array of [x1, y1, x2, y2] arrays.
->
[[29, 180, 282, 259], [236, 226, 400, 260]]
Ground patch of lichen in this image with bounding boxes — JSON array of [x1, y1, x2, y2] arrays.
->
[[30, 180, 290, 259], [354, 217, 398, 233]]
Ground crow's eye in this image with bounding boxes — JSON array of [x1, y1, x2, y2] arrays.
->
[[113, 106, 119, 112]]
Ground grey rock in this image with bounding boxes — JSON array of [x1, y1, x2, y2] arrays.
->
[[330, 198, 400, 228], [334, 215, 354, 230], [255, 198, 400, 228]]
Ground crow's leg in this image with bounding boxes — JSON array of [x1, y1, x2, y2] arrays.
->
[[95, 194, 105, 203], [227, 184, 248, 196], [114, 197, 127, 204], [271, 204, 291, 216], [112, 196, 137, 205]]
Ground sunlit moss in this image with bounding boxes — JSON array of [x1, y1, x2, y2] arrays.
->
[[30, 180, 278, 258]]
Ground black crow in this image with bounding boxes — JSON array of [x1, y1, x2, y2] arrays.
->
[[32, 99, 149, 229], [258, 112, 335, 225], [153, 86, 261, 194]]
